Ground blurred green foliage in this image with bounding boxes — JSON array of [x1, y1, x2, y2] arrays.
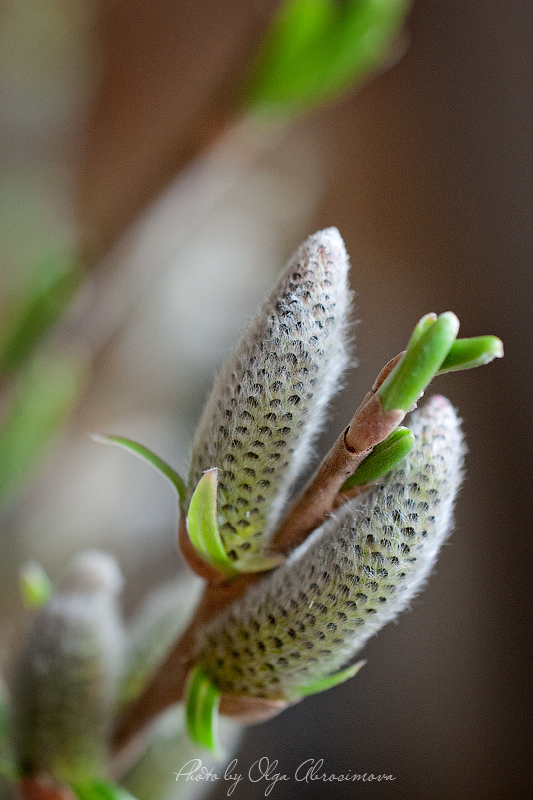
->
[[0, 350, 84, 509], [0, 252, 81, 380], [244, 0, 409, 117], [19, 561, 54, 609]]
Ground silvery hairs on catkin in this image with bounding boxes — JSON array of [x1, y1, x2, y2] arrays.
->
[[187, 228, 352, 565], [194, 396, 465, 700], [11, 551, 124, 783]]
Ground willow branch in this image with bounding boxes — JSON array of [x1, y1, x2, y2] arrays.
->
[[271, 353, 405, 553], [111, 351, 410, 760]]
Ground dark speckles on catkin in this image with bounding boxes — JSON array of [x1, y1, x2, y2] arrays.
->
[[195, 397, 465, 700], [187, 229, 351, 566]]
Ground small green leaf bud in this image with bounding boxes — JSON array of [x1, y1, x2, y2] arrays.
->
[[340, 427, 415, 491], [437, 335, 504, 374], [19, 561, 54, 609], [378, 313, 460, 412]]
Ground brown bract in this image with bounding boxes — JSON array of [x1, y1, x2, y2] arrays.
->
[[178, 517, 229, 584]]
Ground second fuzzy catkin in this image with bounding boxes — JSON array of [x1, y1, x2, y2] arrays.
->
[[194, 396, 464, 700], [10, 552, 124, 783], [187, 228, 351, 566]]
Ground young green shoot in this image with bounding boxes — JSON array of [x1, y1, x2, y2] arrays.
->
[[340, 427, 415, 491], [90, 435, 186, 507], [377, 312, 460, 412], [184, 666, 221, 756], [19, 562, 54, 610]]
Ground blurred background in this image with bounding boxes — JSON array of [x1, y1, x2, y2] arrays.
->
[[0, 1, 531, 798]]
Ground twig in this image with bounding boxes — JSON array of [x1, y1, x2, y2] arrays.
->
[[270, 353, 405, 553]]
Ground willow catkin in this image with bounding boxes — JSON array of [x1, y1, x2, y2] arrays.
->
[[187, 227, 352, 566], [11, 551, 124, 783], [194, 396, 465, 700]]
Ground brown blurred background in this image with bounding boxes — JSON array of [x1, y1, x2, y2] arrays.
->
[[0, 1, 531, 798], [236, 3, 532, 799]]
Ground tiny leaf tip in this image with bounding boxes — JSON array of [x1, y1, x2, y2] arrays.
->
[[377, 312, 460, 412], [90, 433, 186, 503], [297, 660, 366, 699], [341, 427, 415, 491], [410, 312, 437, 345], [186, 472, 239, 579], [185, 665, 221, 756], [202, 467, 219, 484], [19, 561, 54, 609]]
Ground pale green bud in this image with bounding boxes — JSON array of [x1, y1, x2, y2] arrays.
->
[[187, 228, 352, 567], [194, 396, 464, 700], [11, 552, 124, 783]]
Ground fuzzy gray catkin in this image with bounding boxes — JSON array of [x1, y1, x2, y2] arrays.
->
[[11, 551, 124, 783], [194, 396, 464, 700], [187, 228, 351, 565]]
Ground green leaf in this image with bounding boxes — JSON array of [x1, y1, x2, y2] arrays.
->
[[184, 666, 221, 756], [297, 660, 366, 698], [437, 335, 503, 374], [340, 427, 414, 491], [186, 471, 284, 578], [0, 351, 84, 509], [244, 0, 409, 118], [92, 444, 281, 579], [377, 312, 460, 412], [72, 781, 139, 800], [0, 253, 81, 379], [186, 470, 239, 578], [91, 434, 186, 506], [19, 561, 54, 609]]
